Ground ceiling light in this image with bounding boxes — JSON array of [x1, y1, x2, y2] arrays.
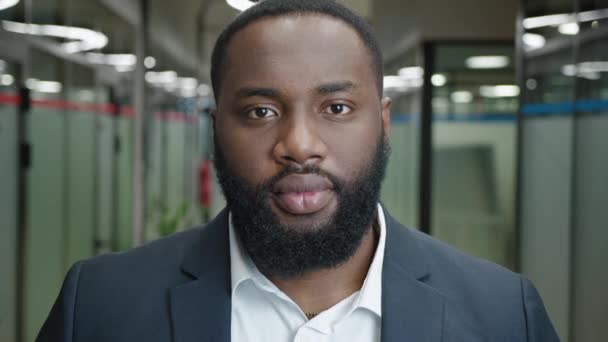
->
[[178, 77, 198, 90], [398, 66, 424, 79], [581, 72, 601, 80], [451, 91, 473, 103], [1, 74, 14, 86], [383, 75, 408, 92], [526, 79, 537, 90], [87, 53, 136, 67], [558, 22, 579, 35], [114, 65, 134, 73], [523, 10, 608, 30], [145, 71, 177, 84], [562, 62, 608, 79], [562, 64, 577, 76], [431, 74, 447, 87], [226, 0, 257, 11], [522, 13, 572, 29], [578, 61, 608, 73], [578, 9, 608, 23], [465, 56, 509, 69], [198, 84, 212, 97], [144, 56, 156, 69], [26, 79, 62, 93], [2, 20, 108, 53], [479, 85, 520, 98], [0, 0, 19, 11], [523, 33, 546, 49]]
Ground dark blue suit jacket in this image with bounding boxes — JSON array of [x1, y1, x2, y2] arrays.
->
[[37, 208, 559, 341]]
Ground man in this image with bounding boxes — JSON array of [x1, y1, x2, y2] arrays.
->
[[38, 0, 559, 341]]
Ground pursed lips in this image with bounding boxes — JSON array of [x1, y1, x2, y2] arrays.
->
[[272, 173, 333, 194], [271, 174, 334, 215]]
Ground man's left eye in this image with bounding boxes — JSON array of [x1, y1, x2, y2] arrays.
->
[[324, 104, 352, 115]]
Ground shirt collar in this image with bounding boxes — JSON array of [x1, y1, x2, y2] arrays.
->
[[355, 203, 385, 317], [229, 203, 386, 317]]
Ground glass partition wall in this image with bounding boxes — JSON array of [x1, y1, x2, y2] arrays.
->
[[430, 43, 518, 269], [519, 0, 608, 340], [0, 1, 210, 340]]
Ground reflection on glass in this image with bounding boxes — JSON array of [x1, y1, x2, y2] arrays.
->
[[381, 50, 421, 228], [431, 44, 517, 270]]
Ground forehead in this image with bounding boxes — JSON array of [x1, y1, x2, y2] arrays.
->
[[219, 14, 377, 98]]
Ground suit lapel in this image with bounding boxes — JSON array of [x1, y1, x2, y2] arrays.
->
[[168, 207, 446, 342], [170, 209, 232, 342], [381, 211, 445, 342]]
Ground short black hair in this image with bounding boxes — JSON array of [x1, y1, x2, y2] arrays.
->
[[210, 0, 384, 100]]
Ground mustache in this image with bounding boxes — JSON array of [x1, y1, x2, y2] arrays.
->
[[259, 164, 344, 194]]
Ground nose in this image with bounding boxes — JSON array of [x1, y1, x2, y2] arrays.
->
[[272, 113, 327, 167]]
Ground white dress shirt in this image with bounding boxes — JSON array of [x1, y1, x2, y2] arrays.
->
[[229, 204, 386, 342]]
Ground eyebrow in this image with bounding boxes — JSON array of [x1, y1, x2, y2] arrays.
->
[[235, 87, 281, 99], [316, 81, 356, 95]]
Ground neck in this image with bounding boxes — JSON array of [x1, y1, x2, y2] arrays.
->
[[267, 225, 378, 315]]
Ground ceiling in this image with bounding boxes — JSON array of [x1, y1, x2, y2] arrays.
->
[[98, 0, 516, 81]]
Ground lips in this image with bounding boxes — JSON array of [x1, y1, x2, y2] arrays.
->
[[271, 174, 334, 215]]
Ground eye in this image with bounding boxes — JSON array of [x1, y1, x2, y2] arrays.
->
[[324, 103, 352, 115], [246, 107, 278, 119]]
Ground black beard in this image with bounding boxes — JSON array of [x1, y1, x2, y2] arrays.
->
[[213, 131, 390, 279]]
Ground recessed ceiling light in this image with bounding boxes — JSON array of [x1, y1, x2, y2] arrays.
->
[[465, 56, 509, 69], [431, 74, 447, 87], [144, 56, 156, 69]]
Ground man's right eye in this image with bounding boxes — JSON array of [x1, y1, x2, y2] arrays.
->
[[246, 107, 278, 119]]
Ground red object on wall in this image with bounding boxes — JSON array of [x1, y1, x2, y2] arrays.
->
[[198, 159, 212, 208]]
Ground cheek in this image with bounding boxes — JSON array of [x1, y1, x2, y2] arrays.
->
[[216, 120, 278, 184], [318, 116, 381, 178]]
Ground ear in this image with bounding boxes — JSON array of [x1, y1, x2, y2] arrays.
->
[[381, 97, 392, 139]]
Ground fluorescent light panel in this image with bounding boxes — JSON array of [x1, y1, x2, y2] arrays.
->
[[479, 85, 520, 98], [26, 79, 62, 93], [465, 56, 509, 69]]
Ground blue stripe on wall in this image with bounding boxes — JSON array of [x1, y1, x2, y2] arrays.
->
[[391, 98, 608, 124], [522, 99, 608, 116]]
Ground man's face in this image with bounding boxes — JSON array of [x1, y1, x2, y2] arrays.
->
[[213, 15, 391, 277]]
